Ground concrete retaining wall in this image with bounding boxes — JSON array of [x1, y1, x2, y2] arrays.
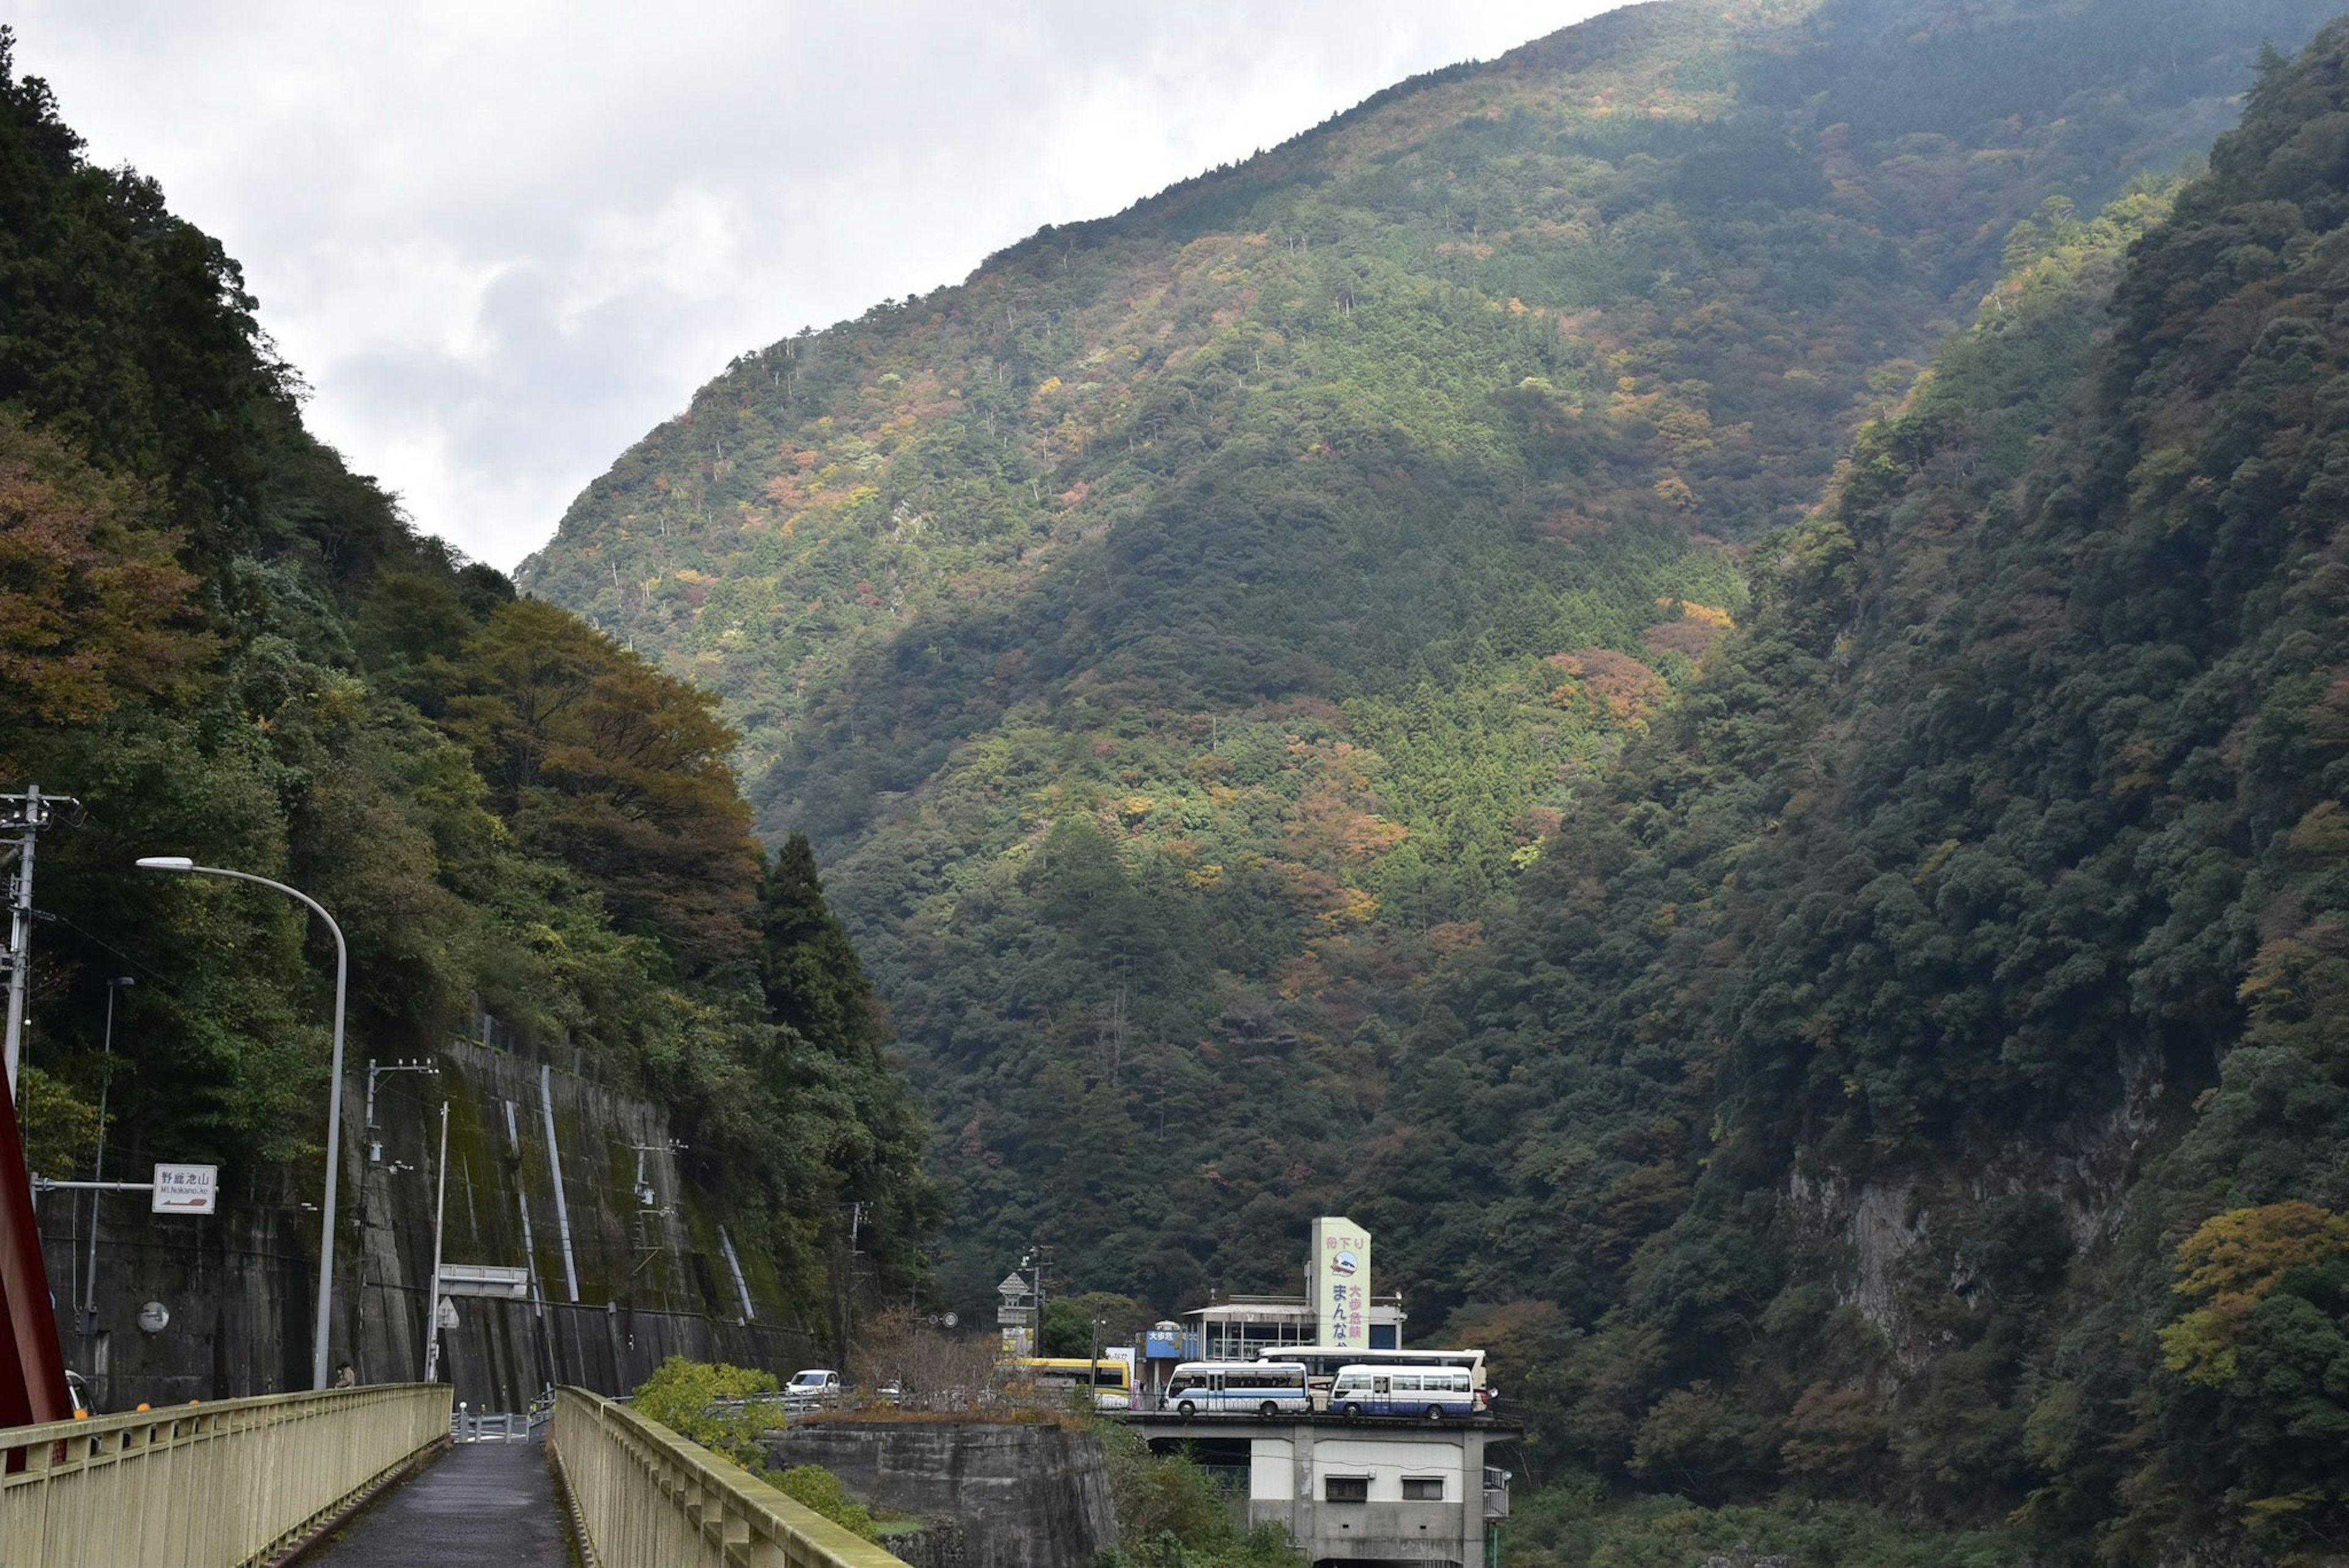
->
[[37, 1039, 820, 1412], [763, 1422, 1118, 1568]]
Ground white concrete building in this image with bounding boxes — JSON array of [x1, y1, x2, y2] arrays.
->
[[1134, 1414, 1510, 1568]]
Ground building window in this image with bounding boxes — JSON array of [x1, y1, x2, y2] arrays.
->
[[1402, 1477, 1445, 1500], [1325, 1476, 1370, 1504]]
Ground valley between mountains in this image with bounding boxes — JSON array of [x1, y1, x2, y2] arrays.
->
[[514, 0, 2349, 1557]]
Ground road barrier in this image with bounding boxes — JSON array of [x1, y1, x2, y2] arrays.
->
[[550, 1385, 910, 1568], [0, 1382, 450, 1568], [453, 1408, 533, 1443]]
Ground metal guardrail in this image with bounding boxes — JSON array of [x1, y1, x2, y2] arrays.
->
[[455, 1409, 532, 1443], [451, 1384, 555, 1444], [549, 1385, 910, 1568], [0, 1383, 451, 1568]]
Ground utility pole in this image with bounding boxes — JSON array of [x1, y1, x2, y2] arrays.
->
[[365, 1058, 439, 1162], [423, 1101, 449, 1384], [1022, 1242, 1053, 1354], [2, 787, 78, 1099], [81, 976, 132, 1372], [626, 1139, 687, 1207], [839, 1200, 865, 1375]]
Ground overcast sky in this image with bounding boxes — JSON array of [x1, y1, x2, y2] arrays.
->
[[12, 2, 1606, 570]]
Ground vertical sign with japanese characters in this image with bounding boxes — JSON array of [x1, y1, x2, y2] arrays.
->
[[1308, 1216, 1371, 1350]]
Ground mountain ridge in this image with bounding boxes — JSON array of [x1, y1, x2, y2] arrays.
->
[[522, 1, 2349, 1554]]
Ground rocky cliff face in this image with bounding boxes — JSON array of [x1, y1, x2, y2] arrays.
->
[[40, 1038, 818, 1412], [1783, 1039, 2170, 1375]]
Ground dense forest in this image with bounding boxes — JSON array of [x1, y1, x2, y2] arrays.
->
[[0, 32, 935, 1319], [521, 0, 2349, 1560], [1424, 25, 2349, 1556]]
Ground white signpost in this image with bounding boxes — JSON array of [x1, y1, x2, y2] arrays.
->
[[150, 1163, 218, 1215]]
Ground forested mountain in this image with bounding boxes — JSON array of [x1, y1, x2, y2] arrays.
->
[[522, 0, 2349, 1556], [524, 0, 2332, 1302], [1432, 23, 2349, 1555], [0, 32, 933, 1315]]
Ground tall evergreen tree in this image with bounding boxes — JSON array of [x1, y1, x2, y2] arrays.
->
[[759, 833, 881, 1064]]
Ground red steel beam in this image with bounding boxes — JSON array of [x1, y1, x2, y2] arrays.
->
[[0, 1076, 69, 1439]]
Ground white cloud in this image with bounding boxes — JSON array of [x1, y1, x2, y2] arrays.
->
[[11, 1, 1606, 568]]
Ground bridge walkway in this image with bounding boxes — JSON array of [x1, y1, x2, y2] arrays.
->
[[305, 1435, 568, 1568]]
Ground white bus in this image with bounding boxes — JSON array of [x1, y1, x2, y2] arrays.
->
[[1163, 1361, 1312, 1418], [1253, 1346, 1487, 1407], [1329, 1363, 1480, 1419]]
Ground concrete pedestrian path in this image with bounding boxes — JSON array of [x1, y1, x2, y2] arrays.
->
[[305, 1436, 571, 1568]]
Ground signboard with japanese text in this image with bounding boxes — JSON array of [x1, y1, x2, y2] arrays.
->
[[1307, 1216, 1371, 1350], [150, 1163, 217, 1215]]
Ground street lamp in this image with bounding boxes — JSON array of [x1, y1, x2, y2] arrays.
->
[[135, 856, 347, 1392]]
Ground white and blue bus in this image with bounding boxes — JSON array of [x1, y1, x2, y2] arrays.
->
[[1328, 1363, 1480, 1419], [1254, 1346, 1487, 1409], [1163, 1361, 1312, 1418]]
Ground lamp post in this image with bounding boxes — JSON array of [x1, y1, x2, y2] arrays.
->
[[136, 857, 346, 1391]]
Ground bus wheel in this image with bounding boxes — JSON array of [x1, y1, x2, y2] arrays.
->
[[1426, 1404, 1444, 1421], [1177, 1400, 1196, 1418], [1343, 1402, 1364, 1418], [1260, 1401, 1279, 1418]]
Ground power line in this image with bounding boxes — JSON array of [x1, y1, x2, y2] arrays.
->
[[30, 908, 188, 1001]]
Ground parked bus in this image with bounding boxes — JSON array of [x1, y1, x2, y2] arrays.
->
[[1163, 1361, 1312, 1418], [999, 1356, 1133, 1411], [1253, 1346, 1486, 1407], [1329, 1362, 1480, 1419]]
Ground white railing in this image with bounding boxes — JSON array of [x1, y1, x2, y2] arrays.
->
[[550, 1386, 910, 1568], [455, 1408, 532, 1443], [0, 1383, 450, 1568]]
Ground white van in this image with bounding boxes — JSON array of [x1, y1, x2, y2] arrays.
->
[[783, 1368, 842, 1409], [1163, 1361, 1311, 1418]]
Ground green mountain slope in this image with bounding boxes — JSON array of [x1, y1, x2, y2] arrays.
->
[[523, 0, 2337, 1324], [0, 33, 933, 1319], [1427, 24, 2349, 1558]]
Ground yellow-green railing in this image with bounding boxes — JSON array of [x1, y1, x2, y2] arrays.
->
[[0, 1382, 450, 1568], [551, 1386, 910, 1568]]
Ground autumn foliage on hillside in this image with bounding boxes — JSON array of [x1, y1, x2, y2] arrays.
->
[[522, 0, 2336, 1337], [524, 2, 2349, 1558], [0, 34, 934, 1307], [1421, 26, 2349, 1559]]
